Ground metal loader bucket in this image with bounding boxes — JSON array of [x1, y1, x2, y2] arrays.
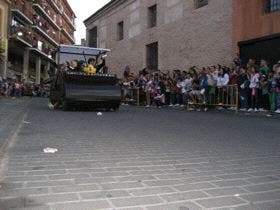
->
[[63, 72, 122, 109]]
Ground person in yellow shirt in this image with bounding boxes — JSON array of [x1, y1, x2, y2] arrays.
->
[[83, 56, 106, 74], [83, 58, 97, 74]]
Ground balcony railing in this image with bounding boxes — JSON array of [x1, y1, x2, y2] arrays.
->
[[49, 0, 63, 14], [62, 11, 76, 30], [32, 3, 60, 30], [61, 28, 75, 43], [32, 24, 59, 47], [10, 25, 33, 48], [9, 23, 55, 60], [30, 34, 56, 61], [11, 0, 33, 25], [29, 47, 55, 62]]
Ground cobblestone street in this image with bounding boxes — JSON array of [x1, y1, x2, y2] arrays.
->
[[0, 98, 280, 210]]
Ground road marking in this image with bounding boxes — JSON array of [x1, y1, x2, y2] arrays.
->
[[0, 111, 29, 181]]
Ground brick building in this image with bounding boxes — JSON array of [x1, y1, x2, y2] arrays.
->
[[8, 0, 76, 83], [233, 0, 280, 66], [84, 0, 233, 76], [0, 0, 10, 79]]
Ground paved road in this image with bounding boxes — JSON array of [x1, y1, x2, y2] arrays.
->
[[0, 98, 280, 210]]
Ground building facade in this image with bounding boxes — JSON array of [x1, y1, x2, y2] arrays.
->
[[233, 0, 280, 66], [8, 0, 76, 83], [84, 0, 233, 76], [0, 0, 11, 80]]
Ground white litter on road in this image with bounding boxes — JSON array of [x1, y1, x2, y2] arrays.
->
[[43, 148, 58, 154], [48, 103, 55, 110], [23, 121, 31, 124], [234, 194, 240, 197], [97, 112, 103, 116]]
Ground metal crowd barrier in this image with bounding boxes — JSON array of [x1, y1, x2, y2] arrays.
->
[[187, 85, 239, 113], [121, 87, 140, 106]]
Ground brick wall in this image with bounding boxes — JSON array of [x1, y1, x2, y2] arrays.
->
[[85, 0, 233, 76], [232, 0, 280, 54]]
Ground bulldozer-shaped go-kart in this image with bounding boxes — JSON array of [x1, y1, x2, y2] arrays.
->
[[49, 45, 121, 111]]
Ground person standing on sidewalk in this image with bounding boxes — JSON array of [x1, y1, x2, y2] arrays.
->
[[14, 81, 21, 97], [268, 71, 276, 112], [259, 74, 270, 111], [238, 66, 250, 111], [275, 69, 280, 114], [248, 66, 260, 112]]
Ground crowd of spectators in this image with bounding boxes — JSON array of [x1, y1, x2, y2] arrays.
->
[[0, 78, 48, 98], [120, 57, 280, 114]]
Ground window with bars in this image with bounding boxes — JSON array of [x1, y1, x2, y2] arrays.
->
[[148, 5, 157, 28], [89, 27, 97, 48], [194, 0, 208, 9], [117, 21, 124, 41], [267, 0, 280, 12]]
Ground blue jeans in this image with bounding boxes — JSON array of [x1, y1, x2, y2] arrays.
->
[[240, 91, 248, 109]]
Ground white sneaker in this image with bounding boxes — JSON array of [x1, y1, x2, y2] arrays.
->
[[254, 108, 259, 112], [180, 105, 185, 108], [248, 108, 253, 112], [146, 105, 150, 108], [259, 108, 265, 112], [169, 104, 173, 107], [239, 108, 247, 112], [275, 109, 280, 114]]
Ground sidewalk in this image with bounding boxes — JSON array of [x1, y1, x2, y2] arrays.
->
[[0, 97, 31, 153]]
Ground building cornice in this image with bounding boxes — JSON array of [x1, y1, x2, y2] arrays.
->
[[84, 0, 128, 26]]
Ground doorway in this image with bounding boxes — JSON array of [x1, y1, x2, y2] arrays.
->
[[239, 33, 280, 67]]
